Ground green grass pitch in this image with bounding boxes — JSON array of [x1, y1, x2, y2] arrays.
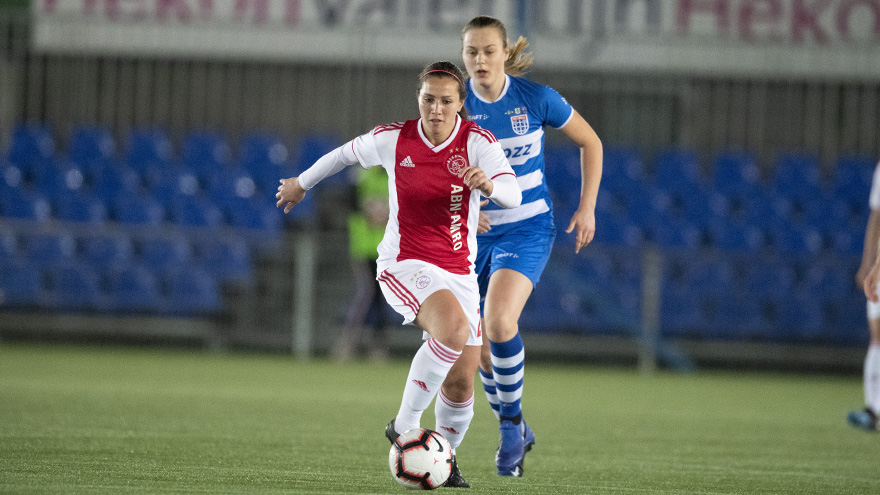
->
[[1, 344, 879, 494]]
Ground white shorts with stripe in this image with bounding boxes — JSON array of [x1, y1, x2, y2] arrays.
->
[[376, 259, 482, 346]]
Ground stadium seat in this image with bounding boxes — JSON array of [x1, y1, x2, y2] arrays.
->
[[0, 261, 45, 307], [771, 151, 823, 199], [226, 200, 283, 232], [680, 188, 729, 229], [707, 219, 765, 253], [0, 230, 18, 260], [199, 237, 253, 282], [652, 147, 703, 193], [109, 265, 162, 312], [592, 213, 643, 247], [743, 261, 796, 299], [291, 132, 345, 185], [52, 265, 104, 310], [168, 195, 224, 228], [34, 160, 89, 201], [139, 236, 192, 276], [0, 189, 52, 221], [0, 161, 25, 194], [7, 123, 54, 173], [92, 163, 142, 204], [711, 149, 762, 196], [23, 232, 77, 268], [54, 192, 108, 224], [81, 235, 134, 271], [660, 285, 702, 338], [240, 132, 291, 191], [165, 268, 222, 314], [111, 194, 165, 225], [649, 218, 702, 250], [146, 166, 201, 205], [125, 127, 173, 172], [182, 130, 231, 168], [68, 125, 115, 166], [831, 154, 875, 201], [601, 146, 644, 193], [768, 223, 823, 256]]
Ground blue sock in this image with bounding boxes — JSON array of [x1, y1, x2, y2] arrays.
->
[[490, 333, 524, 426], [479, 367, 501, 420]]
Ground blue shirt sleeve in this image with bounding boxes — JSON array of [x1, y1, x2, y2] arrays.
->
[[541, 85, 574, 129]]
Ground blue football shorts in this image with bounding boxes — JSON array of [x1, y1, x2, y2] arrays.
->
[[475, 227, 556, 308]]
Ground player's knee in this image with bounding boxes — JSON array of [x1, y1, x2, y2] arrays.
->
[[483, 313, 518, 342], [442, 374, 474, 401]]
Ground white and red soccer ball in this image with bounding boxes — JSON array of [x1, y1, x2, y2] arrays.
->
[[388, 428, 452, 490]]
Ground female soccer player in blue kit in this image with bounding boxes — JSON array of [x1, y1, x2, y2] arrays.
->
[[461, 15, 604, 477]]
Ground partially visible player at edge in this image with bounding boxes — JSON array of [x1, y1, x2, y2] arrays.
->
[[461, 15, 603, 476], [276, 61, 522, 488], [851, 159, 880, 431]]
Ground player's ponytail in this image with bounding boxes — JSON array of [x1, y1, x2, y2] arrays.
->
[[418, 61, 470, 121], [462, 16, 534, 77]]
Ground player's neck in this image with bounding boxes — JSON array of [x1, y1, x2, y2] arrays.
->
[[474, 76, 506, 103]]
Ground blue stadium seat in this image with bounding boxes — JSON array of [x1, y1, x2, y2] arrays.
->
[[7, 123, 54, 173], [592, 213, 643, 247], [649, 218, 701, 250], [744, 261, 796, 299], [54, 192, 108, 224], [683, 254, 734, 294], [543, 145, 581, 205], [0, 190, 52, 221], [227, 201, 283, 232], [81, 235, 134, 271], [199, 237, 253, 282], [125, 127, 173, 172], [768, 223, 823, 256], [166, 268, 222, 314], [139, 237, 192, 276], [168, 195, 224, 228], [23, 232, 77, 268], [0, 161, 25, 194], [240, 132, 290, 191], [707, 219, 765, 253], [110, 265, 162, 312], [146, 166, 201, 205], [711, 149, 762, 196], [831, 154, 875, 201], [601, 146, 644, 193], [653, 147, 703, 193], [681, 188, 729, 229], [34, 160, 88, 201], [111, 194, 165, 225], [771, 151, 823, 199], [68, 125, 115, 166], [52, 265, 104, 310], [0, 261, 45, 307], [92, 163, 142, 204], [660, 285, 702, 338], [182, 130, 231, 168], [0, 230, 18, 260]]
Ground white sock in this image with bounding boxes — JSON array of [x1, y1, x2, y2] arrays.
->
[[865, 343, 880, 414], [434, 391, 474, 450], [395, 338, 461, 434]]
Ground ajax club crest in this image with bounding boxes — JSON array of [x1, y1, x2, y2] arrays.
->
[[510, 114, 529, 135], [446, 154, 467, 176]]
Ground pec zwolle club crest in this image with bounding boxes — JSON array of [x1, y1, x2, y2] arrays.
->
[[446, 154, 467, 176], [511, 114, 529, 135]]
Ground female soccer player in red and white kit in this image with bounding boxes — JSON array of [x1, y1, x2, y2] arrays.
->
[[277, 61, 521, 488]]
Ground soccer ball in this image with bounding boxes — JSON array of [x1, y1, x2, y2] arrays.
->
[[388, 428, 452, 490]]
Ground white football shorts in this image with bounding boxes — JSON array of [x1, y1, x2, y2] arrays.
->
[[376, 259, 482, 346]]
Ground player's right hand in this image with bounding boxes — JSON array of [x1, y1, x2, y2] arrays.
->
[[477, 200, 491, 234], [277, 177, 306, 214]]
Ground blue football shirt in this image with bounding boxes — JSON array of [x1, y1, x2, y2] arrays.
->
[[466, 74, 573, 236]]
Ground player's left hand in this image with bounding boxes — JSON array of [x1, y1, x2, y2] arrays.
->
[[276, 177, 307, 214], [566, 207, 596, 254], [476, 200, 491, 234], [459, 166, 493, 196]]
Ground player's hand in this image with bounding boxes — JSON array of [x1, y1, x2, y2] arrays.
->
[[566, 206, 596, 254], [864, 262, 880, 302], [856, 263, 870, 288], [477, 199, 491, 234], [459, 166, 493, 196], [276, 177, 307, 214]]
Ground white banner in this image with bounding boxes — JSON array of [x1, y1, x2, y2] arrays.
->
[[32, 0, 880, 78]]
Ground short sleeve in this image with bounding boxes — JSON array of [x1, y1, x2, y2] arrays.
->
[[869, 162, 880, 210], [542, 85, 574, 130]]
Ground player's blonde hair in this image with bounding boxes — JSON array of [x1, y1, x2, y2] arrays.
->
[[461, 15, 534, 77]]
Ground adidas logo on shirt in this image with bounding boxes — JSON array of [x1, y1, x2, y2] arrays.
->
[[399, 156, 415, 168]]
